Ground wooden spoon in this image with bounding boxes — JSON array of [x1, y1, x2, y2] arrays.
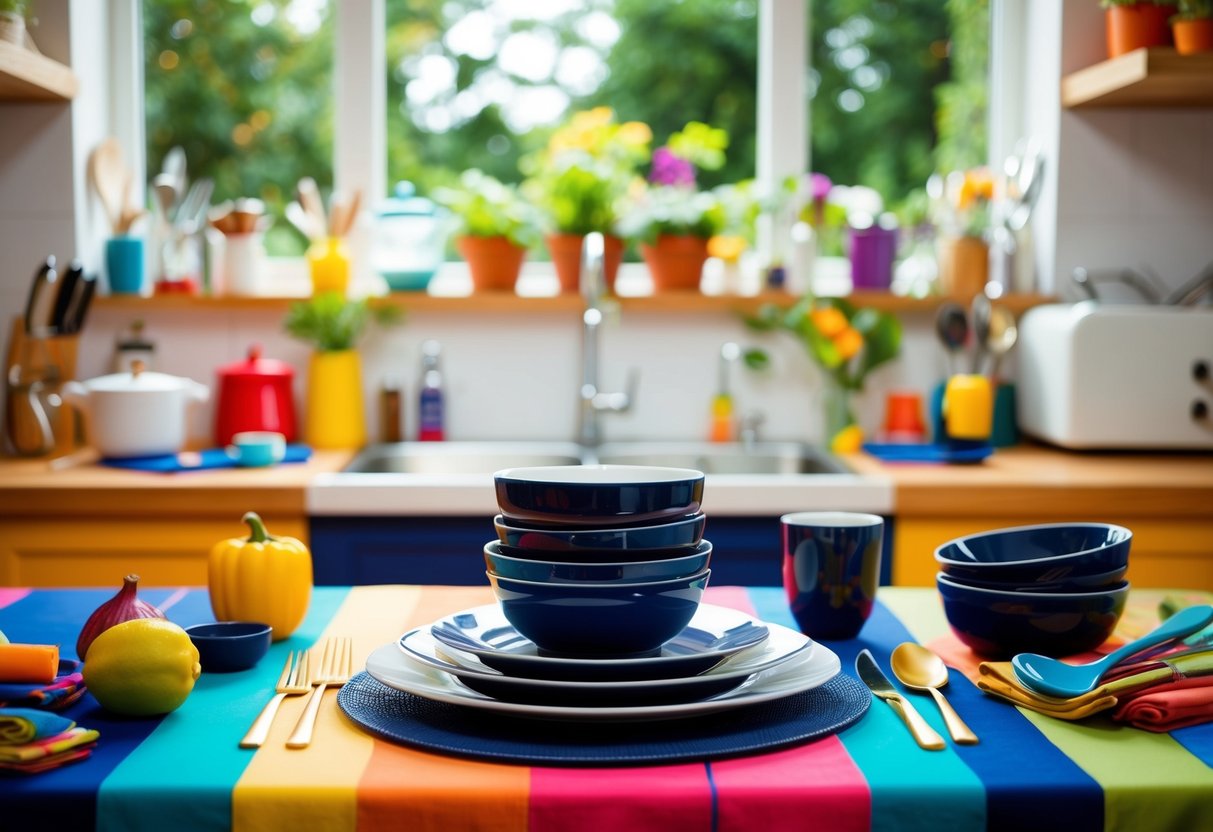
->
[[88, 138, 126, 234]]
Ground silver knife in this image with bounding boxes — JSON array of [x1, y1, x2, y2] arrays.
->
[[855, 649, 946, 750]]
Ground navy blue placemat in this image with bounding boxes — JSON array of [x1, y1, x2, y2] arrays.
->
[[863, 441, 993, 464], [100, 444, 312, 472], [337, 670, 870, 766]]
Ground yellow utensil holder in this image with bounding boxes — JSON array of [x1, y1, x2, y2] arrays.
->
[[943, 374, 993, 440], [308, 237, 351, 296], [306, 349, 366, 449]]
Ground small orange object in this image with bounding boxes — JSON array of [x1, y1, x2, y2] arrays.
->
[[809, 307, 849, 339], [0, 643, 59, 684], [832, 327, 864, 361]]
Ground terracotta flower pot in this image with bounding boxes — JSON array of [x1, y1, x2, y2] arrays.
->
[[640, 234, 710, 293], [1106, 4, 1176, 58], [1173, 18, 1213, 54], [457, 236, 526, 293], [546, 233, 624, 294]]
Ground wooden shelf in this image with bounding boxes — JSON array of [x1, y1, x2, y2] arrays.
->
[[93, 291, 1056, 317], [1062, 47, 1213, 109], [0, 39, 77, 101]]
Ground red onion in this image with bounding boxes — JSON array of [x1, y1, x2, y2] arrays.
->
[[76, 574, 166, 659]]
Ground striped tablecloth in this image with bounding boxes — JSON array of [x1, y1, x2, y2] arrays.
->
[[2, 584, 1211, 832]]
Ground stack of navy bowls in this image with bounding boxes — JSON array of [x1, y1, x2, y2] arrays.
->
[[488, 465, 711, 656], [933, 522, 1133, 658]]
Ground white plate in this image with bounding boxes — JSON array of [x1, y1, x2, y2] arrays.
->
[[429, 602, 771, 681], [400, 622, 812, 707], [365, 637, 841, 722]]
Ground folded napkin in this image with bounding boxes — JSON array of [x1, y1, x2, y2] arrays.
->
[[0, 644, 59, 684], [0, 725, 99, 774], [0, 659, 84, 710], [0, 708, 74, 745], [1112, 675, 1213, 732]]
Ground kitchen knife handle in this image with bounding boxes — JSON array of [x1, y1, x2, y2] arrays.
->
[[884, 694, 946, 750]]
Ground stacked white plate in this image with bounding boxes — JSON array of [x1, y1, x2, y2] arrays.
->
[[365, 602, 842, 722]]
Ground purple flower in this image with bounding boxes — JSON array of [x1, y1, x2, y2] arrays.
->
[[649, 147, 696, 187], [809, 172, 833, 202]]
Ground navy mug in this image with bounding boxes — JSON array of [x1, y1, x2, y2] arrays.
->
[[781, 511, 884, 639]]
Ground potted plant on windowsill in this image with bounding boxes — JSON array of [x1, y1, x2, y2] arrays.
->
[[618, 122, 729, 293], [1102, 0, 1178, 58], [284, 292, 400, 449], [521, 107, 651, 294], [1172, 0, 1213, 53], [0, 0, 29, 46], [435, 170, 540, 293]]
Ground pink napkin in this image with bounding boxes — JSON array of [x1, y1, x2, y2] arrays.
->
[[1111, 674, 1213, 732]]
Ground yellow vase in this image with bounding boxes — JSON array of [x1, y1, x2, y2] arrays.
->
[[306, 350, 366, 449], [307, 237, 351, 296]]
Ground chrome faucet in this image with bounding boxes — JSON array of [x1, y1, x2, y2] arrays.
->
[[578, 232, 637, 448]]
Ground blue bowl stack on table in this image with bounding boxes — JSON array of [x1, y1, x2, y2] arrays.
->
[[933, 522, 1133, 658]]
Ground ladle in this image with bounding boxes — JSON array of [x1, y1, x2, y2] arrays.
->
[[934, 302, 968, 377], [891, 643, 979, 745], [1012, 604, 1213, 699]]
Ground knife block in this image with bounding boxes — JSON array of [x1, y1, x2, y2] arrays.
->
[[3, 315, 79, 457]]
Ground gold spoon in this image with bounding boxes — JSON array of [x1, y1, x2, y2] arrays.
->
[[890, 642, 979, 745]]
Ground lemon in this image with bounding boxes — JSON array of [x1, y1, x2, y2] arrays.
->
[[830, 424, 865, 455], [82, 618, 201, 716]]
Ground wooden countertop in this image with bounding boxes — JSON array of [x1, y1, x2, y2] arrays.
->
[[844, 443, 1213, 518], [0, 444, 1210, 519]]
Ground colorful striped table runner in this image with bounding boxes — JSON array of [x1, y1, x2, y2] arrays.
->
[[2, 585, 1211, 831]]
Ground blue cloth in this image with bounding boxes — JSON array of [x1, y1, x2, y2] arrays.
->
[[99, 444, 312, 472]]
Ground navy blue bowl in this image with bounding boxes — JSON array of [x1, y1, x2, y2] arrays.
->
[[494, 465, 705, 528], [493, 513, 706, 560], [934, 523, 1132, 587], [936, 573, 1128, 658], [484, 540, 712, 584], [185, 621, 273, 672], [942, 565, 1128, 593], [488, 569, 710, 655]]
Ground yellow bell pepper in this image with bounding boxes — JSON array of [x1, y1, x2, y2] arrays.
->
[[209, 512, 312, 642]]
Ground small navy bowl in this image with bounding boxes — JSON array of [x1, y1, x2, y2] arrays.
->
[[185, 622, 273, 672], [484, 539, 712, 584], [934, 522, 1132, 587], [942, 565, 1128, 593], [494, 465, 705, 528], [937, 573, 1128, 658], [488, 569, 710, 655], [493, 513, 706, 560]]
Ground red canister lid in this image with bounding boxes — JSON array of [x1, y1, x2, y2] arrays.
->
[[216, 344, 294, 379]]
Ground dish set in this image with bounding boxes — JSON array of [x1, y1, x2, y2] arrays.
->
[[934, 522, 1132, 657], [362, 464, 842, 721]]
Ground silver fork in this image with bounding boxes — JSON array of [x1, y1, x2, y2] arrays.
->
[[286, 638, 353, 749], [240, 650, 311, 748]]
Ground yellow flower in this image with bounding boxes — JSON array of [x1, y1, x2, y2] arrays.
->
[[832, 326, 864, 361], [618, 121, 652, 147], [830, 423, 865, 454], [707, 234, 746, 262], [810, 307, 849, 339]]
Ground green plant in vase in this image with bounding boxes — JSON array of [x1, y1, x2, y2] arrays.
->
[[284, 292, 400, 449], [746, 296, 902, 453]]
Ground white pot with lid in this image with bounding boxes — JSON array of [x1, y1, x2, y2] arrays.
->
[[62, 360, 210, 458]]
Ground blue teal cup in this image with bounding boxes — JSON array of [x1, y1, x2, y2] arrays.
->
[[781, 511, 884, 639], [226, 431, 287, 467], [106, 236, 145, 294]]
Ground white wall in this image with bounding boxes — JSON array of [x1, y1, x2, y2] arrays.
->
[[2, 4, 1210, 452]]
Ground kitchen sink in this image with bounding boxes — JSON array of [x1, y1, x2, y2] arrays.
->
[[340, 440, 853, 476]]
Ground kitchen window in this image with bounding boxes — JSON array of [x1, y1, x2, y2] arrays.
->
[[136, 0, 992, 269]]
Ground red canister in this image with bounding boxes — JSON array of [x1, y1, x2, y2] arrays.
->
[[214, 345, 297, 446]]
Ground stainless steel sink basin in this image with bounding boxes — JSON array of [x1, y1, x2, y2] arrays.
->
[[341, 440, 852, 476]]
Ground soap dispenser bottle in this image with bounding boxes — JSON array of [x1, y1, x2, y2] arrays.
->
[[709, 342, 740, 442], [418, 340, 445, 441]]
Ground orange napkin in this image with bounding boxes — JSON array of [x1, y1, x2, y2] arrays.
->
[[0, 644, 59, 684], [1112, 675, 1213, 732]]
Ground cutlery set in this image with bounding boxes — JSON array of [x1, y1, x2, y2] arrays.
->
[[856, 647, 975, 751], [241, 638, 353, 750]]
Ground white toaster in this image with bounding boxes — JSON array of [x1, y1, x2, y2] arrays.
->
[[1017, 303, 1213, 450]]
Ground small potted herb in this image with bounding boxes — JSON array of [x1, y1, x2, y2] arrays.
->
[[1101, 0, 1178, 58], [435, 170, 540, 293], [0, 0, 30, 46], [1172, 0, 1213, 53], [284, 292, 400, 448]]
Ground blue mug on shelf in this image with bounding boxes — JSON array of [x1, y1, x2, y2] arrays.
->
[[106, 236, 145, 295]]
